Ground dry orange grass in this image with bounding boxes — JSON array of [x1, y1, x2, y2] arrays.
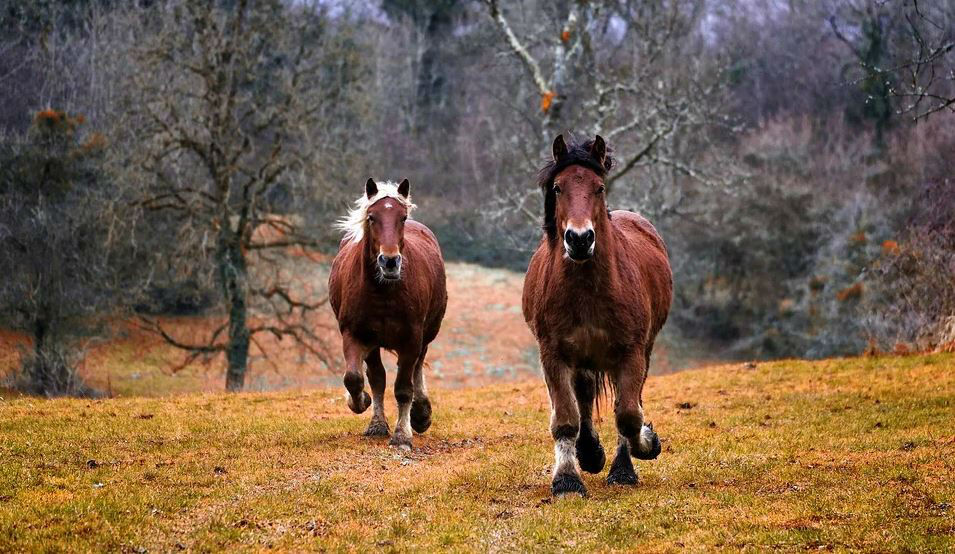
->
[[1, 353, 953, 551]]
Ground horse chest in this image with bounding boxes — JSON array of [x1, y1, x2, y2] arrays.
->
[[343, 290, 419, 346], [543, 294, 629, 366]]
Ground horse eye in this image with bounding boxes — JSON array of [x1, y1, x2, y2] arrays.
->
[[367, 215, 375, 223], [597, 185, 605, 194], [553, 185, 562, 195]]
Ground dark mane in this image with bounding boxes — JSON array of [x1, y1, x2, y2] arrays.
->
[[536, 135, 614, 240]]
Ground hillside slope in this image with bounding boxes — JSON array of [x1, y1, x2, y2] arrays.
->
[[2, 353, 953, 551]]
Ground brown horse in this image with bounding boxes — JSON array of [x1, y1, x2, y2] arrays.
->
[[522, 134, 673, 496], [328, 178, 447, 449]]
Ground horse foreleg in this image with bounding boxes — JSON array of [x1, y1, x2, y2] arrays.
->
[[607, 432, 639, 485], [607, 357, 661, 486], [410, 345, 432, 433], [573, 371, 606, 474], [363, 349, 390, 437], [543, 352, 586, 497], [342, 334, 371, 414], [389, 350, 418, 450]]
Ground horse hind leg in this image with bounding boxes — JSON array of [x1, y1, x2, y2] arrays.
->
[[410, 346, 432, 433], [573, 371, 606, 474], [607, 359, 661, 486], [635, 343, 662, 460], [363, 349, 390, 437], [342, 334, 371, 415]]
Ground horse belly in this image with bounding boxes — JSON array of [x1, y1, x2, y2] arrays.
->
[[558, 324, 620, 368]]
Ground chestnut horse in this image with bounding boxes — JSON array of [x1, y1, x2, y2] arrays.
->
[[523, 134, 673, 496], [329, 178, 447, 449]]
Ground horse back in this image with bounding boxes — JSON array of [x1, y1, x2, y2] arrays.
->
[[610, 210, 672, 335]]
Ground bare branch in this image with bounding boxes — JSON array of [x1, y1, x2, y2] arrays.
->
[[482, 0, 550, 96]]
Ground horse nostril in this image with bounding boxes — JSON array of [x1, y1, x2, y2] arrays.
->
[[564, 229, 594, 247], [379, 255, 400, 270]]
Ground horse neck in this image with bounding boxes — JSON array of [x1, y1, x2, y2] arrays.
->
[[353, 234, 381, 287]]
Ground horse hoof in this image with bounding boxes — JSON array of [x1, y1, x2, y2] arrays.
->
[[389, 433, 412, 450], [363, 420, 390, 437], [632, 423, 662, 460], [348, 391, 372, 414], [576, 437, 606, 474], [607, 463, 638, 486], [552, 473, 588, 497], [410, 398, 432, 433]]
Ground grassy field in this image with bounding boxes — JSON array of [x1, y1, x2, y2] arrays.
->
[[1, 353, 953, 551]]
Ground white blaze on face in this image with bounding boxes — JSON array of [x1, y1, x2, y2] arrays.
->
[[384, 202, 393, 209]]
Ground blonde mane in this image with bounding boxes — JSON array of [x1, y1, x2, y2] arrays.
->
[[336, 181, 417, 243]]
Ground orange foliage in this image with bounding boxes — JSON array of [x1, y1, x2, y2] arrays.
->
[[540, 90, 556, 113], [849, 231, 867, 245], [560, 30, 571, 43], [82, 132, 107, 151], [835, 282, 864, 302], [892, 342, 912, 355], [881, 239, 900, 255], [35, 108, 63, 124]]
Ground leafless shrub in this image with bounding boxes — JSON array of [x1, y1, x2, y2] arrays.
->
[[863, 180, 955, 351], [6, 344, 100, 398]]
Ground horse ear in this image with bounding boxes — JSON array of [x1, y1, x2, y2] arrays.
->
[[553, 134, 568, 162], [590, 135, 606, 166], [365, 178, 378, 199], [397, 178, 410, 198]]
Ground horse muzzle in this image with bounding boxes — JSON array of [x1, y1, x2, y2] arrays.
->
[[377, 253, 402, 280], [564, 228, 595, 262]]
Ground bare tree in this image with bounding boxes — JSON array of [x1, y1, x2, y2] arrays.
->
[[829, 0, 955, 122], [118, 0, 337, 391], [480, 0, 734, 205], [885, 0, 955, 120]]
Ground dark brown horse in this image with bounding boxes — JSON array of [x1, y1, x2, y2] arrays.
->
[[522, 134, 673, 496], [329, 178, 447, 449]]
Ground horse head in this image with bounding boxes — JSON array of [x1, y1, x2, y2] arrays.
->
[[547, 134, 611, 263]]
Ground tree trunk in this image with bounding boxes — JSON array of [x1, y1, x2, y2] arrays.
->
[[218, 237, 250, 392], [414, 8, 453, 133], [31, 317, 48, 392], [33, 317, 46, 359]]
